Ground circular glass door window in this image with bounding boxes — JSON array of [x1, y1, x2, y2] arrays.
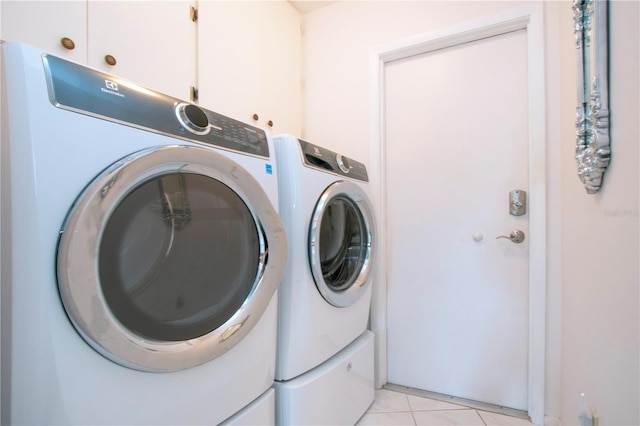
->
[[57, 145, 287, 372], [309, 181, 375, 308], [100, 173, 260, 342], [318, 196, 366, 290]]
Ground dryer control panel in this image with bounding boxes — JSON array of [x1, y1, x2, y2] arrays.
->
[[42, 54, 270, 158], [298, 139, 369, 182]]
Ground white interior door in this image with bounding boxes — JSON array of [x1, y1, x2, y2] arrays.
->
[[385, 29, 529, 410]]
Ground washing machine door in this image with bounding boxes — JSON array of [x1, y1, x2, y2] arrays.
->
[[57, 145, 287, 372], [308, 181, 375, 308]]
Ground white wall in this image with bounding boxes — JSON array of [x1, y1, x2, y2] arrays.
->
[[556, 0, 639, 425], [0, 6, 3, 423], [301, 1, 639, 425], [301, 0, 529, 160]]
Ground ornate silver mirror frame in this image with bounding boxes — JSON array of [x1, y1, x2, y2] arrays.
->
[[573, 0, 610, 194]]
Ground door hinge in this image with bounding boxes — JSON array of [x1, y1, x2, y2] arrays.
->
[[190, 6, 198, 22], [190, 86, 199, 102]]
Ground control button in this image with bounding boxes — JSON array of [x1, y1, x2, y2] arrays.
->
[[184, 104, 208, 128], [176, 103, 209, 135], [336, 154, 350, 174]]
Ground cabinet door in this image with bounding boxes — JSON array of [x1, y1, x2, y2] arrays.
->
[[198, 1, 301, 135], [1, 1, 87, 62], [257, 0, 302, 136], [197, 1, 263, 123], [87, 0, 195, 101]]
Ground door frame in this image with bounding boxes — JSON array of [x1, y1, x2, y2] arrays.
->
[[368, 5, 546, 424]]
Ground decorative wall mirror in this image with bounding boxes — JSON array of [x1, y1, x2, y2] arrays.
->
[[573, 0, 610, 194]]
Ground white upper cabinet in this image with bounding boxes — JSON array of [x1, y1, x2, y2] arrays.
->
[[197, 0, 302, 136], [87, 1, 195, 101], [1, 0, 302, 134], [1, 1, 88, 63], [1, 1, 195, 101]]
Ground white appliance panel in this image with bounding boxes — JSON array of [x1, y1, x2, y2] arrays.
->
[[274, 331, 375, 426], [1, 41, 285, 425]]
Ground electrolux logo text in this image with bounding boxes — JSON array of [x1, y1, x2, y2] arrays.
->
[[101, 80, 125, 98]]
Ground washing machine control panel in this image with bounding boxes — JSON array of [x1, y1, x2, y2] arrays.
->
[[298, 139, 369, 182], [43, 54, 270, 158]]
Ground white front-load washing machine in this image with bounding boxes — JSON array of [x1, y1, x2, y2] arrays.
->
[[272, 134, 376, 425], [0, 41, 287, 425]]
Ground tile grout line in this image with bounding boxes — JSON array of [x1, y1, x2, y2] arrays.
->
[[405, 393, 418, 426], [476, 409, 489, 426]]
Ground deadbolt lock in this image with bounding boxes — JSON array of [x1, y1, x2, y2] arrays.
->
[[509, 190, 527, 216]]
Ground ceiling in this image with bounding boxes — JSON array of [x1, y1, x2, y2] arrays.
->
[[288, 1, 339, 14]]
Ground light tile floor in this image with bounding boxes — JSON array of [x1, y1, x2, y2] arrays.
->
[[356, 389, 536, 426]]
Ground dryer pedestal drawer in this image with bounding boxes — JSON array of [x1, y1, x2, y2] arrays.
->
[[273, 330, 374, 425], [220, 388, 275, 426]]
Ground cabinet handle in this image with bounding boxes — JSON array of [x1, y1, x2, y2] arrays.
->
[[60, 37, 75, 50], [104, 55, 117, 66]]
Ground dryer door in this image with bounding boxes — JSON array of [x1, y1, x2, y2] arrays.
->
[[308, 181, 375, 308], [57, 145, 287, 372]]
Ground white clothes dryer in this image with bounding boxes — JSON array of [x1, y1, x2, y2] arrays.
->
[[0, 42, 287, 425], [272, 135, 376, 425]]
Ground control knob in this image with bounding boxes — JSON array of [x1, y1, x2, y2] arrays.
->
[[176, 103, 209, 135], [336, 154, 350, 174]]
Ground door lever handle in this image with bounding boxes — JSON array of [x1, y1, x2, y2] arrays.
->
[[496, 230, 525, 244]]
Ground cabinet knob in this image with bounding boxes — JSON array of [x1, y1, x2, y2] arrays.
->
[[252, 113, 259, 121], [60, 37, 75, 50], [104, 55, 117, 66], [267, 120, 273, 127]]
